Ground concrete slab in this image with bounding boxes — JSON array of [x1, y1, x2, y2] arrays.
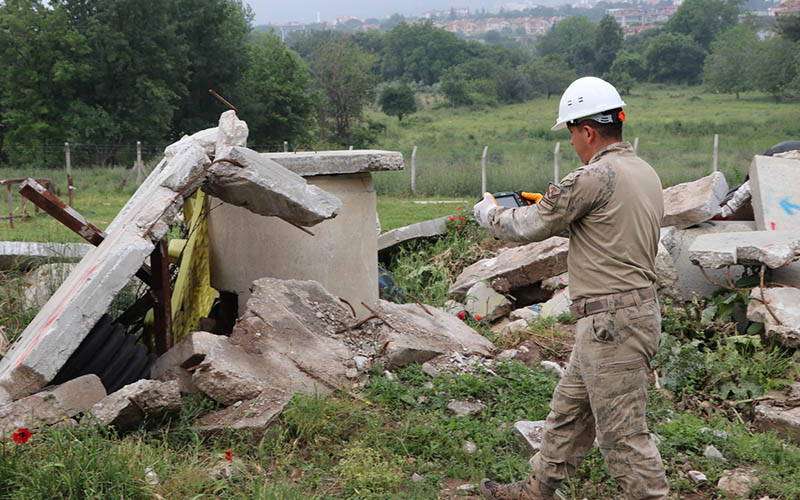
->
[[22, 263, 77, 311], [662, 172, 728, 229], [514, 420, 547, 454], [754, 402, 800, 444], [0, 375, 105, 438], [656, 243, 681, 301], [688, 231, 800, 269], [749, 155, 800, 231], [747, 288, 800, 347], [196, 389, 291, 435], [378, 216, 450, 253], [666, 221, 757, 300], [263, 150, 403, 176], [203, 146, 342, 226], [450, 237, 569, 300], [0, 241, 92, 271], [541, 288, 571, 318]]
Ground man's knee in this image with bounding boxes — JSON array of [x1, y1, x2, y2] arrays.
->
[[599, 432, 668, 500]]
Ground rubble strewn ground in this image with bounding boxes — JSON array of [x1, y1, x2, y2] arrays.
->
[[0, 126, 798, 498]]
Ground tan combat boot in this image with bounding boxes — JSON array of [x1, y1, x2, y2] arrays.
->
[[478, 475, 554, 500]]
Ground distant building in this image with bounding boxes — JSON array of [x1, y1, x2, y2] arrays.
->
[[770, 0, 800, 16]]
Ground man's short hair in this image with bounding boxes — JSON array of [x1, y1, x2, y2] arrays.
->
[[570, 107, 624, 140]]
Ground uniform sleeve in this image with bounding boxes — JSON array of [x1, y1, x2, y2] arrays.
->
[[487, 168, 601, 242]]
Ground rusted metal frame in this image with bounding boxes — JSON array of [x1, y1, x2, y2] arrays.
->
[[1, 178, 52, 228], [18, 178, 153, 286], [150, 238, 173, 355], [759, 264, 782, 325]]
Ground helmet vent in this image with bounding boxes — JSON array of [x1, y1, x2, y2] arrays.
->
[[578, 96, 584, 103]]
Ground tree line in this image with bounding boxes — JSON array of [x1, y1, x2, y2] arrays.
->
[[1, 0, 799, 167]]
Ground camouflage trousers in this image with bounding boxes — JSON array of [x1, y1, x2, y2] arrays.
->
[[530, 293, 669, 500]]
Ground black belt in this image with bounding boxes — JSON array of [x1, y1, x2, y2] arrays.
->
[[569, 286, 656, 320]]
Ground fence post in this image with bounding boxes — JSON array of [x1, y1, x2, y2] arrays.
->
[[136, 141, 143, 186], [481, 146, 488, 194], [553, 142, 560, 184], [65, 142, 74, 207], [633, 137, 639, 154], [283, 141, 289, 152], [712, 134, 719, 172], [410, 145, 418, 196]]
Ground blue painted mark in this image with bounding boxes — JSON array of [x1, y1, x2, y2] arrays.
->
[[779, 197, 800, 215]]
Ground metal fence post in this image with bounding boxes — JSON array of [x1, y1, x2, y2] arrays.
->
[[553, 142, 560, 184], [410, 145, 417, 196], [136, 141, 143, 185], [481, 146, 488, 193], [713, 134, 719, 172], [65, 142, 74, 207], [633, 137, 639, 154]]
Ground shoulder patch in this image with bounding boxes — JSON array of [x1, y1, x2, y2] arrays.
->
[[539, 182, 561, 211]]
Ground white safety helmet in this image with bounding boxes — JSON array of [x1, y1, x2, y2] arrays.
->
[[551, 76, 626, 131]]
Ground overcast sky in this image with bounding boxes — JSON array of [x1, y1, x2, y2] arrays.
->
[[248, 1, 505, 24]]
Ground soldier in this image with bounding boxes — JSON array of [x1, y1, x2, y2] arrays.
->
[[473, 76, 668, 500]]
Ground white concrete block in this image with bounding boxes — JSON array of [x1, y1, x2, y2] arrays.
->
[[662, 172, 728, 229], [749, 155, 800, 231], [689, 231, 800, 269]]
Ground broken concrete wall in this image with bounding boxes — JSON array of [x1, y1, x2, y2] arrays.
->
[[0, 241, 92, 271]]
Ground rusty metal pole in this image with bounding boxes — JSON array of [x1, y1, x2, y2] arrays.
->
[[65, 142, 74, 207], [150, 238, 173, 355], [6, 183, 12, 229]]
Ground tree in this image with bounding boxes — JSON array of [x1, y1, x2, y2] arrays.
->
[[776, 14, 800, 43], [170, 0, 253, 136], [664, 0, 740, 50], [495, 66, 533, 104], [751, 35, 799, 102], [702, 25, 758, 99], [607, 50, 647, 81], [527, 55, 576, 99], [0, 0, 90, 165], [378, 83, 416, 121], [645, 32, 706, 84], [312, 39, 378, 145], [536, 16, 597, 74], [237, 32, 317, 148], [381, 21, 471, 85], [595, 15, 623, 75]]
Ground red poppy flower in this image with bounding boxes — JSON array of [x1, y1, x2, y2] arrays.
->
[[225, 449, 233, 461], [458, 311, 467, 320], [12, 428, 31, 444], [450, 216, 456, 221], [457, 225, 462, 231], [474, 315, 482, 321], [459, 216, 465, 221], [456, 206, 461, 211]]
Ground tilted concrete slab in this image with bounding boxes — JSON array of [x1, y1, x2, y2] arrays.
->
[[0, 111, 341, 405], [662, 172, 728, 229], [263, 150, 403, 176], [449, 237, 569, 300], [87, 379, 181, 431], [378, 216, 450, 252], [688, 231, 800, 269], [747, 288, 800, 348], [749, 155, 800, 231], [203, 146, 341, 226], [0, 241, 92, 271]]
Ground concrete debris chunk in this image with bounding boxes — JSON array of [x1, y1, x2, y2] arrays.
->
[[164, 127, 217, 160], [88, 379, 181, 430], [264, 149, 404, 177], [655, 243, 681, 301], [541, 273, 568, 291], [22, 263, 77, 310], [0, 241, 92, 271], [746, 288, 800, 347], [215, 109, 249, 159], [447, 399, 486, 417], [687, 470, 707, 483], [464, 281, 513, 321], [749, 154, 800, 231], [717, 469, 759, 498], [377, 300, 494, 369], [753, 401, 800, 444], [688, 231, 800, 269], [540, 288, 571, 318], [378, 216, 450, 253], [450, 236, 569, 300], [229, 278, 355, 393], [662, 171, 728, 229], [509, 305, 542, 323], [196, 388, 292, 435], [204, 146, 341, 226], [514, 420, 547, 454], [0, 375, 106, 438]]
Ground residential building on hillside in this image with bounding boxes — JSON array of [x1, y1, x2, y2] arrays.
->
[[769, 0, 800, 16]]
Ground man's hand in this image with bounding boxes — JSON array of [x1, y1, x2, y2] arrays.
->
[[473, 192, 498, 228]]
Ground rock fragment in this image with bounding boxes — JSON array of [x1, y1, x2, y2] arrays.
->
[[88, 379, 181, 430], [662, 171, 728, 229]]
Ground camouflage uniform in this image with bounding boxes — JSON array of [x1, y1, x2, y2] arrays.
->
[[487, 142, 669, 500]]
